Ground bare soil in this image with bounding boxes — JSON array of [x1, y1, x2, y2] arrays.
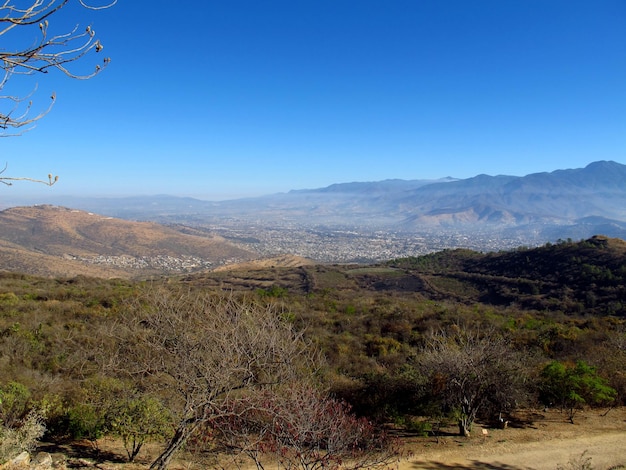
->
[[398, 407, 626, 470], [40, 408, 626, 469]]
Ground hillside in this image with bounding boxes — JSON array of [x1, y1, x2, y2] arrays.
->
[[0, 205, 257, 278], [179, 236, 626, 317], [387, 235, 626, 315], [396, 160, 626, 227]]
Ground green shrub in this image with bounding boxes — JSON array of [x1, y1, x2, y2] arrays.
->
[[110, 396, 172, 462], [67, 403, 107, 443], [65, 376, 127, 445], [257, 285, 289, 298], [0, 382, 31, 428], [395, 416, 432, 436]]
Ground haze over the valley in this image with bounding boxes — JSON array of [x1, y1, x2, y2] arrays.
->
[[2, 161, 625, 277]]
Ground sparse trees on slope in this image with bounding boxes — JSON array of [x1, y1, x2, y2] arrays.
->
[[1, 0, 114, 185], [117, 288, 315, 470]]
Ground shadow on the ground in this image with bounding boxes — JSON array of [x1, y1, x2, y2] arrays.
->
[[391, 429, 460, 439], [407, 460, 532, 469], [38, 440, 127, 464], [506, 414, 540, 429]]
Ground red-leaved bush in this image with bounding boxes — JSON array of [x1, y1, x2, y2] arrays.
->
[[202, 384, 398, 469]]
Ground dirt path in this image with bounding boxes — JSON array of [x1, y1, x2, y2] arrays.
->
[[401, 432, 626, 469], [397, 409, 626, 470]]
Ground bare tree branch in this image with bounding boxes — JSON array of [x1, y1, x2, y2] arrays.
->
[[211, 384, 398, 470], [0, 0, 114, 184], [0, 162, 58, 186]]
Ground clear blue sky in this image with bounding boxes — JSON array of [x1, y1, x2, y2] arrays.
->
[[2, 0, 625, 201]]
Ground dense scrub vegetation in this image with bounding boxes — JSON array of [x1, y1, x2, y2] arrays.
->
[[0, 236, 625, 467], [388, 235, 626, 315]]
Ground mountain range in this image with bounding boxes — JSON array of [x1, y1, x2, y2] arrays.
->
[[18, 160, 626, 233], [285, 160, 626, 228]]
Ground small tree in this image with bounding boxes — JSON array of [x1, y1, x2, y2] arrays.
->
[[110, 396, 172, 462], [540, 360, 616, 423], [66, 376, 126, 448], [66, 376, 172, 460], [419, 326, 527, 436], [0, 382, 31, 429]]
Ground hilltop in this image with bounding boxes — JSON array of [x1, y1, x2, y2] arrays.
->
[[386, 235, 626, 315], [0, 205, 257, 278]]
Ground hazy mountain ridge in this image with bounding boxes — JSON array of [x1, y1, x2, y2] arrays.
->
[[19, 160, 624, 231], [290, 177, 459, 195], [393, 161, 626, 227]]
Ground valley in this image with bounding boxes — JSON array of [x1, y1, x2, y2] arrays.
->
[[2, 161, 626, 279], [0, 205, 541, 279], [204, 222, 536, 263], [0, 205, 256, 278]]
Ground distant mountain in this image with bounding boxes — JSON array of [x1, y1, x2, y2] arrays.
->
[[393, 160, 626, 227], [290, 177, 459, 195], [5, 161, 626, 245], [0, 205, 256, 278]]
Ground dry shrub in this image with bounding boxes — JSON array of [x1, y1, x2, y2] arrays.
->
[[0, 409, 46, 464]]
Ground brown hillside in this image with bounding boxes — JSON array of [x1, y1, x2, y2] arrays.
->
[[212, 254, 316, 272], [0, 205, 257, 278]]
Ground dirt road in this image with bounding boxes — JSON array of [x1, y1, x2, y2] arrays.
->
[[401, 432, 625, 469], [398, 409, 626, 470]]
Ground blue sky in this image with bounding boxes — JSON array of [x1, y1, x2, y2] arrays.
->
[[2, 0, 625, 201]]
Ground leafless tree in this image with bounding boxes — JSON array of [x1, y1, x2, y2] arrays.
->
[[1, 0, 115, 184], [116, 288, 317, 470], [419, 325, 527, 437]]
